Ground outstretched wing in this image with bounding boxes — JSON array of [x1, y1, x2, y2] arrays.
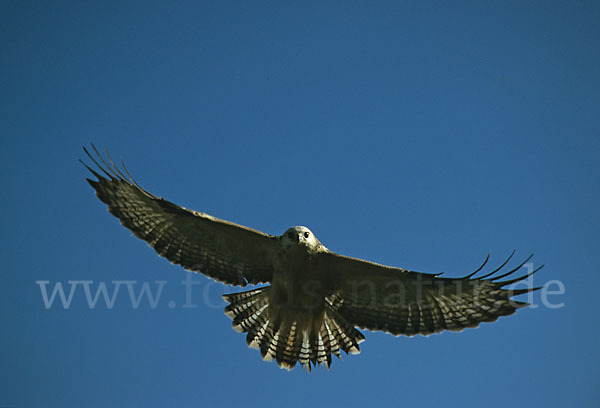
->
[[81, 145, 278, 286], [321, 251, 543, 336]]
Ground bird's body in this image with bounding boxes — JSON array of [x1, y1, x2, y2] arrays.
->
[[81, 145, 543, 371], [226, 226, 364, 369], [272, 226, 329, 316]]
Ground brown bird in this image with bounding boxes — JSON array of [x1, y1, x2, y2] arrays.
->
[[81, 145, 543, 371]]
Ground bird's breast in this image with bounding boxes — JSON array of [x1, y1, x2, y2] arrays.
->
[[271, 248, 326, 313]]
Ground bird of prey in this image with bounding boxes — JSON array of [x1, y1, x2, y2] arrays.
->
[[81, 145, 543, 371]]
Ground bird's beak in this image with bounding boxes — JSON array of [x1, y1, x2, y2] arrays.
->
[[297, 233, 303, 243]]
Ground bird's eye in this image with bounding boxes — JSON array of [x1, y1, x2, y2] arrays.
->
[[303, 232, 310, 239]]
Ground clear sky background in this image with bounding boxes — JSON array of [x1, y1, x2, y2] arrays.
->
[[2, 1, 599, 407]]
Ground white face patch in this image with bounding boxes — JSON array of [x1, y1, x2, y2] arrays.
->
[[281, 226, 320, 250]]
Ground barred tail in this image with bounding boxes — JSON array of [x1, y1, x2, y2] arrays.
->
[[223, 287, 365, 371]]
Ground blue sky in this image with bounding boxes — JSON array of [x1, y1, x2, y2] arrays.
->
[[1, 1, 598, 407]]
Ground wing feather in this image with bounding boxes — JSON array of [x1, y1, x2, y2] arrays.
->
[[319, 251, 543, 336], [82, 145, 278, 286]]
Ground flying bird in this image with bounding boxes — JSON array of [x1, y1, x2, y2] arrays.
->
[[81, 145, 543, 371]]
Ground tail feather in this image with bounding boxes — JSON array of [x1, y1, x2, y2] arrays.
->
[[223, 287, 365, 371], [260, 326, 278, 362], [275, 321, 296, 369], [224, 287, 269, 333], [322, 319, 342, 358], [298, 331, 311, 367], [325, 307, 365, 354], [247, 318, 269, 349]]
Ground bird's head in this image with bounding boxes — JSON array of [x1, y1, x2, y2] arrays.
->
[[280, 226, 324, 252]]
